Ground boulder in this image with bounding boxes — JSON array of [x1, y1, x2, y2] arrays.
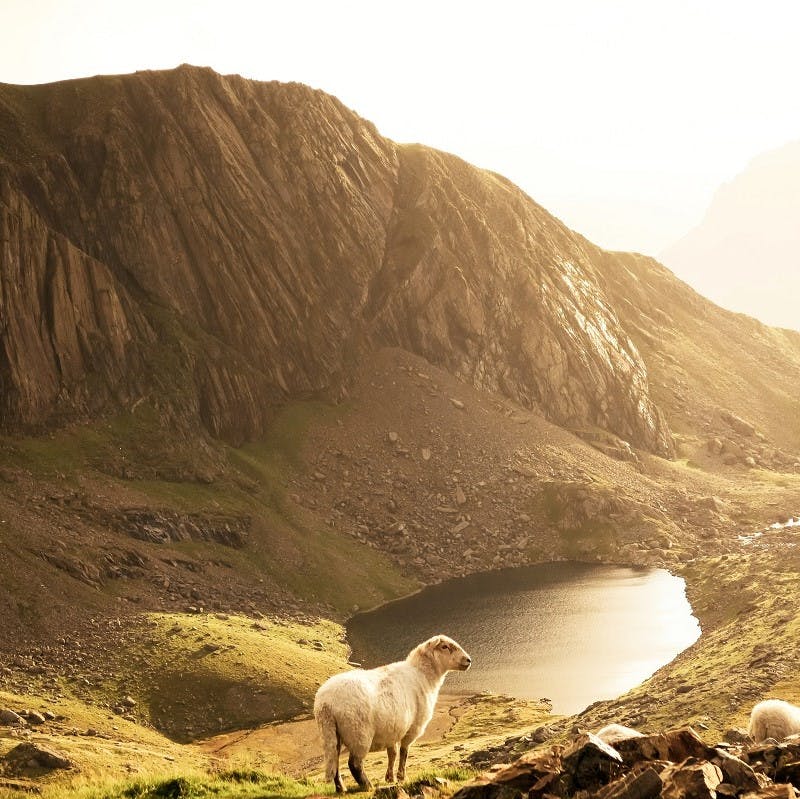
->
[[746, 741, 800, 776], [659, 760, 723, 798], [723, 727, 752, 744], [712, 747, 762, 793], [560, 732, 624, 792], [2, 742, 73, 774], [596, 724, 645, 745], [615, 727, 716, 766], [453, 750, 562, 799], [373, 787, 411, 799], [0, 709, 24, 725], [452, 723, 800, 799], [721, 409, 757, 437], [774, 762, 800, 789], [593, 766, 663, 799]]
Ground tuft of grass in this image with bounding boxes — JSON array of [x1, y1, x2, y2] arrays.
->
[[20, 769, 332, 799], [401, 766, 477, 795]]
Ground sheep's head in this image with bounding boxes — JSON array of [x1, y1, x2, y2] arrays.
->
[[412, 635, 471, 674]]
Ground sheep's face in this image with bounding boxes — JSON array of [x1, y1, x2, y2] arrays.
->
[[427, 635, 472, 672]]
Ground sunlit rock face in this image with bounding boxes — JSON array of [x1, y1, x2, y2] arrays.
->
[[0, 65, 672, 455], [367, 145, 672, 455]]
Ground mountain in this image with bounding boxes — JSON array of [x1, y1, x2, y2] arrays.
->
[[661, 140, 800, 330], [4, 66, 800, 461], [0, 65, 676, 454]]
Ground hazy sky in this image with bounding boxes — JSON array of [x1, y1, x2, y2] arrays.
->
[[1, 0, 799, 259]]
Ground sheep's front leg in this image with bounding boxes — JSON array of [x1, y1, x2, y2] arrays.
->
[[348, 753, 373, 790], [386, 743, 398, 782], [397, 745, 409, 782]]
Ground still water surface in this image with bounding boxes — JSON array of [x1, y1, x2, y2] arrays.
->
[[347, 562, 700, 714]]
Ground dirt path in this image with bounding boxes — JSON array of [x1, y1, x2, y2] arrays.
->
[[195, 692, 476, 777]]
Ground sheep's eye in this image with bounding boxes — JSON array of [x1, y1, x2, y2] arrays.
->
[[439, 643, 450, 651]]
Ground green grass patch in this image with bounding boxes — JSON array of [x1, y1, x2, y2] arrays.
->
[[0, 402, 219, 482], [401, 767, 477, 796], [106, 613, 351, 741], [243, 401, 345, 472], [12, 770, 331, 799], [115, 772, 322, 799]]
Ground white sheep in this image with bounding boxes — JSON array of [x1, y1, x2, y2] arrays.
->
[[314, 634, 472, 792], [595, 723, 644, 745], [748, 699, 800, 742]]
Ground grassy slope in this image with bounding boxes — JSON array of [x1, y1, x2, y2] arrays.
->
[[0, 400, 411, 620], [138, 613, 349, 740], [0, 369, 571, 797]]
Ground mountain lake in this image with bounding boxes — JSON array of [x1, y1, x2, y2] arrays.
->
[[347, 561, 701, 714]]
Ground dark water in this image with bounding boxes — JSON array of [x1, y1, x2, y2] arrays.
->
[[347, 562, 700, 714]]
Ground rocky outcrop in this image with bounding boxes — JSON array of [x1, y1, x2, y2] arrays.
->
[[98, 507, 250, 548], [0, 66, 672, 452], [453, 727, 800, 799]]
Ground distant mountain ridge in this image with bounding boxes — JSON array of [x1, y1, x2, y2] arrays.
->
[[661, 139, 800, 331]]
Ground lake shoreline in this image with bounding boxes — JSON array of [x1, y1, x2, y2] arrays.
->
[[347, 560, 700, 715]]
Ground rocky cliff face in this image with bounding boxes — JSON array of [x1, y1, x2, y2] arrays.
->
[[0, 66, 672, 452], [593, 246, 800, 458]]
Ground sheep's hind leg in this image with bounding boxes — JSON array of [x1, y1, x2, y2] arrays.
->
[[386, 744, 398, 782], [333, 735, 344, 793], [397, 745, 409, 782], [348, 753, 373, 790], [323, 720, 344, 793]]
